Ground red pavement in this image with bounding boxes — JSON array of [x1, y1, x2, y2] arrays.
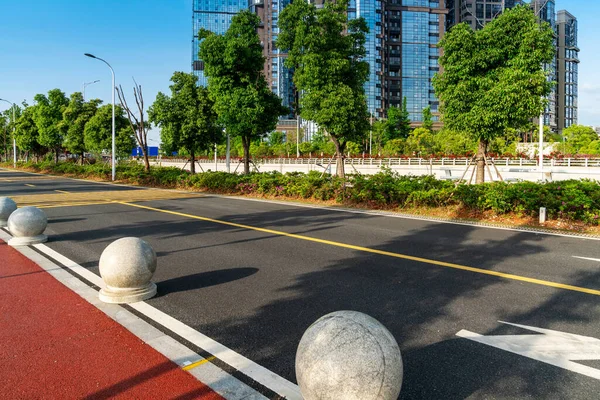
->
[[0, 239, 223, 400]]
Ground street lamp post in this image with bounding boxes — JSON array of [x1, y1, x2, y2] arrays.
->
[[85, 53, 115, 181], [0, 98, 17, 168], [83, 79, 100, 101]]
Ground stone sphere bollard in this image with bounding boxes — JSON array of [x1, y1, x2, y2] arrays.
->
[[99, 237, 157, 304], [296, 311, 403, 400], [0, 197, 18, 227], [7, 206, 48, 246]]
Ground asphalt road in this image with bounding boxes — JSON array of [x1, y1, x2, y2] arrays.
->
[[2, 169, 600, 399]]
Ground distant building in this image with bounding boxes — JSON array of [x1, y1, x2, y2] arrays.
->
[[191, 0, 247, 86], [556, 10, 579, 132]]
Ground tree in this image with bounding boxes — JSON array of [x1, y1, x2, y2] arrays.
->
[[433, 5, 554, 183], [84, 104, 134, 159], [277, 0, 370, 178], [407, 127, 435, 155], [385, 98, 411, 141], [15, 104, 45, 160], [199, 11, 287, 174], [422, 106, 433, 132], [33, 89, 69, 162], [563, 125, 598, 153], [62, 92, 102, 163], [117, 79, 151, 171], [149, 72, 222, 174]]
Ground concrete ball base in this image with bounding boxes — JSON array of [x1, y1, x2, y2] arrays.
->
[[0, 197, 18, 228], [7, 206, 48, 246], [99, 282, 157, 304], [296, 310, 403, 400], [99, 237, 158, 304]]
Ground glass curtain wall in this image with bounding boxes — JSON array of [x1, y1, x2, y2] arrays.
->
[[192, 0, 247, 86]]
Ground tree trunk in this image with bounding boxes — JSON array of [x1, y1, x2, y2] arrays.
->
[[476, 139, 488, 184], [80, 152, 84, 165], [190, 149, 196, 174], [330, 135, 346, 179], [55, 148, 59, 164], [140, 145, 150, 172], [242, 136, 250, 174]]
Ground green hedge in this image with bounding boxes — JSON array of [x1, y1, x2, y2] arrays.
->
[[3, 161, 600, 224]]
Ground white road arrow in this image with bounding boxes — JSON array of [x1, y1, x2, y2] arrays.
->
[[457, 321, 600, 380], [572, 256, 600, 263]]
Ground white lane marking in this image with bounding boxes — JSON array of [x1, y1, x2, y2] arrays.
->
[[2, 231, 301, 400], [0, 230, 266, 400], [129, 302, 301, 400], [457, 321, 600, 381], [573, 256, 600, 263]]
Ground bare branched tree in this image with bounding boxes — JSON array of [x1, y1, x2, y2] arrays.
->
[[116, 78, 150, 171]]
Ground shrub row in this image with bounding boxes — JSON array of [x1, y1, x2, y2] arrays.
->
[[4, 161, 600, 224]]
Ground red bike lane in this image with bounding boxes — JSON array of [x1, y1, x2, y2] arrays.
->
[[0, 239, 223, 400]]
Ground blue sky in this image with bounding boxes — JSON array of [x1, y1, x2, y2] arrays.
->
[[0, 0, 597, 143]]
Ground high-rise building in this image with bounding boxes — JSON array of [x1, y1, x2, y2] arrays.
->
[[192, 0, 248, 86], [447, 0, 523, 31], [556, 10, 579, 132], [381, 1, 447, 123], [193, 0, 449, 130]]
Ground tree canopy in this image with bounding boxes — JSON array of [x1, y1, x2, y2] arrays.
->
[[433, 5, 554, 182], [199, 10, 287, 174], [84, 104, 134, 158], [33, 89, 69, 162], [149, 72, 222, 173], [62, 92, 102, 162], [277, 0, 370, 177]]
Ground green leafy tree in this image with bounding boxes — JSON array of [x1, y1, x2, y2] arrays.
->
[[149, 72, 222, 173], [277, 0, 370, 178], [407, 127, 436, 155], [434, 129, 477, 156], [33, 89, 69, 162], [385, 99, 411, 141], [62, 92, 102, 163], [15, 104, 45, 160], [382, 139, 405, 157], [433, 5, 554, 183], [422, 106, 433, 132], [563, 125, 598, 153], [199, 11, 287, 174], [84, 104, 134, 159]]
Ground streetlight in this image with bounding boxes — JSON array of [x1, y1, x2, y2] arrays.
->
[[83, 79, 100, 101], [0, 98, 17, 168], [84, 53, 115, 181]]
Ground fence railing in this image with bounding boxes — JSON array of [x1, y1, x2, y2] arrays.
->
[[154, 157, 600, 168]]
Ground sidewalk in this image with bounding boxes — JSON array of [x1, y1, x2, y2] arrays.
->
[[0, 239, 223, 400]]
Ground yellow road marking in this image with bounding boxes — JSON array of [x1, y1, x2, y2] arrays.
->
[[182, 356, 217, 371], [118, 201, 600, 297], [24, 184, 36, 187], [30, 201, 114, 209], [10, 189, 201, 207]]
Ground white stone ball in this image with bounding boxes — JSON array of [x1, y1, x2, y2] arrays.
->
[[7, 206, 48, 237], [0, 197, 17, 224], [296, 311, 403, 400], [99, 237, 157, 289]]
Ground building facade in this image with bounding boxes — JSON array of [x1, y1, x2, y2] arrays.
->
[[381, 1, 447, 123], [556, 10, 579, 132], [193, 0, 448, 131], [192, 0, 248, 86]]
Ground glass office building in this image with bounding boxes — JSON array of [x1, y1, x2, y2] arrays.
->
[[557, 10, 579, 131], [192, 0, 248, 86], [382, 1, 446, 122]]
